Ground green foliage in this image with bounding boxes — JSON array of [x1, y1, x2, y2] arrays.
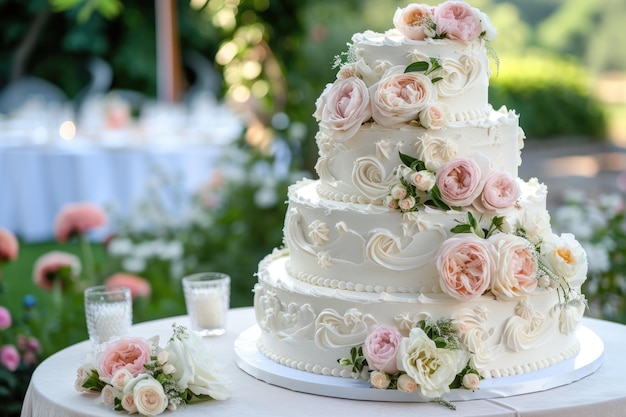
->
[[489, 54, 608, 140]]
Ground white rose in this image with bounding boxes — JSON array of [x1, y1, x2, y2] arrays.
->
[[165, 331, 232, 400], [156, 350, 169, 365], [383, 195, 399, 210], [99, 385, 119, 406], [462, 373, 480, 390], [370, 66, 436, 127], [473, 8, 497, 41], [399, 196, 416, 211], [419, 103, 451, 129], [163, 364, 176, 375], [109, 368, 134, 391], [74, 365, 94, 393], [369, 370, 391, 389], [120, 391, 138, 413], [410, 170, 436, 192], [338, 59, 380, 87], [397, 374, 418, 393], [397, 328, 468, 399], [132, 376, 168, 416], [541, 233, 588, 287], [391, 184, 408, 200], [314, 77, 372, 142]]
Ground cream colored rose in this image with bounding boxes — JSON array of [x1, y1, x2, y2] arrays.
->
[[462, 373, 480, 390], [541, 233, 588, 287], [370, 66, 436, 127], [397, 327, 468, 399], [370, 370, 391, 389], [419, 103, 451, 129], [99, 385, 119, 406], [488, 233, 537, 300], [132, 376, 168, 416], [392, 4, 434, 40], [110, 368, 134, 390], [399, 195, 416, 211], [120, 391, 138, 413], [338, 59, 380, 87], [410, 170, 436, 192], [397, 374, 418, 393]]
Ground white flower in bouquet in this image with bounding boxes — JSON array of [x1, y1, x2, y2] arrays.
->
[[541, 233, 588, 288], [164, 327, 232, 401]]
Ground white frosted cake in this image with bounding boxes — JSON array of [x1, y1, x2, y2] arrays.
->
[[252, 1, 588, 401]]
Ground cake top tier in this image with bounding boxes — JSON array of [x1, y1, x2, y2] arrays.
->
[[315, 1, 498, 138]]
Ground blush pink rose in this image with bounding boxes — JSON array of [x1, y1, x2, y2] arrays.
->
[[419, 103, 450, 129], [0, 306, 11, 330], [392, 4, 434, 40], [0, 227, 18, 262], [436, 157, 483, 207], [489, 233, 537, 300], [433, 1, 482, 41], [96, 337, 153, 380], [474, 170, 521, 214], [32, 251, 81, 291], [314, 77, 372, 142], [105, 273, 151, 301], [362, 325, 403, 374], [370, 67, 436, 127], [1, 344, 20, 371], [436, 235, 495, 300], [54, 202, 107, 242]]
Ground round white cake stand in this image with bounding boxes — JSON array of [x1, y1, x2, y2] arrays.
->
[[234, 325, 604, 402]]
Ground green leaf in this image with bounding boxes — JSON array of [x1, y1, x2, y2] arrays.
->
[[431, 76, 443, 84], [405, 61, 430, 73], [399, 152, 418, 167], [451, 224, 472, 234]]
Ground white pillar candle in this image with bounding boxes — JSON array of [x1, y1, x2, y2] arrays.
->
[[94, 302, 131, 343], [193, 292, 223, 328]]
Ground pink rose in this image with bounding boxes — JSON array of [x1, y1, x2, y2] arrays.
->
[[362, 325, 403, 374], [54, 202, 107, 242], [1, 344, 20, 371], [314, 77, 372, 142], [474, 170, 521, 214], [436, 157, 483, 207], [105, 273, 152, 301], [0, 227, 18, 262], [0, 306, 11, 330], [433, 1, 482, 41], [436, 235, 495, 300], [489, 234, 537, 300], [392, 4, 434, 40], [96, 337, 153, 381], [32, 251, 81, 291], [370, 67, 436, 127]]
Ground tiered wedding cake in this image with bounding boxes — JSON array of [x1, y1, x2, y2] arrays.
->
[[252, 0, 588, 400]]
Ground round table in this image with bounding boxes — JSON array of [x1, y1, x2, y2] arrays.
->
[[20, 308, 626, 417]]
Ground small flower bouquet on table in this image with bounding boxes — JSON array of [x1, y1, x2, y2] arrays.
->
[[76, 324, 231, 416]]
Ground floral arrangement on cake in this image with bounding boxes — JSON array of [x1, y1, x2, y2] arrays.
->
[[316, 1, 497, 139], [75, 324, 231, 416], [338, 316, 480, 409]]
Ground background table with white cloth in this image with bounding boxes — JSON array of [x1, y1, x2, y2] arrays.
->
[[20, 308, 626, 417], [0, 142, 224, 241]]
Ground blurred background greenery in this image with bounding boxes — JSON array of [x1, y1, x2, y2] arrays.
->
[[1, 0, 626, 367]]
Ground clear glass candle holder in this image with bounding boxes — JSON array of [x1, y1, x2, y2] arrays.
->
[[84, 285, 132, 346], [182, 272, 230, 336]]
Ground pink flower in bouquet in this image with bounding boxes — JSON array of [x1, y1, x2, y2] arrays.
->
[[433, 1, 482, 41], [393, 4, 434, 40], [0, 227, 18, 262], [0, 306, 11, 330], [436, 157, 483, 207], [436, 234, 495, 300], [1, 344, 20, 371], [54, 202, 107, 242], [489, 233, 537, 300], [96, 337, 153, 380], [474, 170, 521, 214], [362, 325, 403, 374], [33, 251, 81, 291], [105, 273, 151, 300]]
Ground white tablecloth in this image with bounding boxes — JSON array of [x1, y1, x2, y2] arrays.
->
[[20, 308, 626, 417], [0, 143, 223, 241]]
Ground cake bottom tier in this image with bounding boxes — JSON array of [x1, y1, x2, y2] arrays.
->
[[254, 249, 586, 380]]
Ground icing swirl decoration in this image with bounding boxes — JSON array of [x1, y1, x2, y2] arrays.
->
[[308, 220, 330, 247], [375, 138, 396, 161], [366, 229, 439, 271], [352, 156, 395, 200], [436, 55, 482, 97], [502, 300, 547, 352], [452, 306, 499, 372], [314, 308, 377, 349], [415, 133, 458, 171], [394, 312, 432, 337], [253, 285, 316, 340], [285, 209, 316, 255]]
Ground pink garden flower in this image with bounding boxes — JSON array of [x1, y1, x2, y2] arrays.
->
[[436, 157, 483, 207], [436, 234, 495, 300], [96, 337, 153, 381], [393, 4, 434, 40], [1, 344, 20, 371], [32, 251, 81, 291], [433, 1, 482, 41], [489, 233, 538, 300], [0, 306, 11, 330], [474, 170, 521, 214], [0, 227, 18, 262], [105, 273, 152, 300], [362, 325, 403, 374], [54, 202, 107, 242]]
